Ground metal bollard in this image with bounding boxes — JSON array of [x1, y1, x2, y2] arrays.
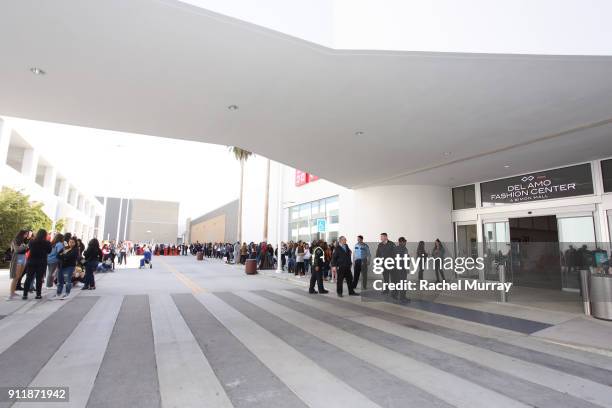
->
[[499, 265, 507, 303], [580, 269, 591, 316]]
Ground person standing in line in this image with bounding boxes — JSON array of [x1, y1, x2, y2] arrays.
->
[[303, 243, 311, 275], [416, 241, 428, 282], [331, 236, 358, 297], [375, 233, 395, 294], [22, 229, 52, 300], [393, 237, 410, 304], [353, 235, 371, 290], [309, 241, 328, 294], [16, 230, 33, 291], [82, 238, 102, 290], [118, 241, 127, 266], [55, 236, 78, 299], [7, 230, 28, 300], [46, 233, 65, 289], [295, 242, 305, 277], [432, 239, 446, 283]]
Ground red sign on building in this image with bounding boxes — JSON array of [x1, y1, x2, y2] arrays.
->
[[295, 170, 319, 186]]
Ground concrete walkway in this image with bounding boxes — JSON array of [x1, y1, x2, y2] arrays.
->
[[0, 256, 611, 407]]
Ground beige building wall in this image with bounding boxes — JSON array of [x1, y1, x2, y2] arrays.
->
[[128, 199, 179, 243], [189, 214, 227, 243]]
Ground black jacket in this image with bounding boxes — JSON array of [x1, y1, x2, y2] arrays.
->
[[331, 245, 352, 269], [27, 240, 52, 266], [83, 246, 102, 263], [58, 247, 78, 268]]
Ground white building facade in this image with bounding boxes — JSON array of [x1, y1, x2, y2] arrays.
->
[[0, 118, 105, 240]]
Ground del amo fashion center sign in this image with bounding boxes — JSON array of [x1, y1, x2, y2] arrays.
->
[[481, 164, 593, 206]]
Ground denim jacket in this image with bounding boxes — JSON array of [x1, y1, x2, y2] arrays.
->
[[47, 242, 64, 264]]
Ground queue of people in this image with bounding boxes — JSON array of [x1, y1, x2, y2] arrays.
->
[[186, 233, 448, 303], [7, 229, 107, 300]]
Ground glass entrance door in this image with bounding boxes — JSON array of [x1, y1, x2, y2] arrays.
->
[[455, 223, 478, 279], [482, 221, 510, 282], [557, 215, 596, 291]]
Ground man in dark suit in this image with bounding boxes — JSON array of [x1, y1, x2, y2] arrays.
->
[[331, 236, 359, 297]]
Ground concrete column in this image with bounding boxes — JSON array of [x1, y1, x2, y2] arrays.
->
[[0, 119, 10, 168], [58, 179, 69, 201], [0, 119, 11, 189], [43, 165, 57, 191], [20, 148, 39, 182]]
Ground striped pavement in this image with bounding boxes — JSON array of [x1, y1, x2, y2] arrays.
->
[[0, 278, 611, 407]]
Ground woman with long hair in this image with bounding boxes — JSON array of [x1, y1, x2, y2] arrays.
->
[[82, 238, 102, 290], [46, 233, 64, 289], [55, 236, 78, 299], [417, 241, 428, 282], [295, 242, 305, 277], [22, 229, 52, 300], [432, 238, 446, 283], [7, 230, 28, 300]]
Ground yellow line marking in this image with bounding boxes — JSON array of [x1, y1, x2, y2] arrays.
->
[[158, 258, 206, 293]]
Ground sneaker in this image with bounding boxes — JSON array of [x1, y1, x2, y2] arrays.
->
[[320, 289, 329, 294], [309, 290, 318, 294], [35, 295, 42, 300], [22, 295, 28, 300], [61, 293, 69, 300], [6, 293, 18, 301], [50, 294, 59, 300]]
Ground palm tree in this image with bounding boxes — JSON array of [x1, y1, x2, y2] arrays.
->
[[262, 159, 271, 240], [229, 146, 252, 243]]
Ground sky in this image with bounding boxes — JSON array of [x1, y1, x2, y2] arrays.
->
[[4, 117, 243, 228], [183, 0, 612, 55]]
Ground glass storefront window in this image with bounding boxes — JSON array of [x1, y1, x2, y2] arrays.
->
[[287, 196, 339, 243], [452, 185, 476, 210], [602, 159, 612, 193]]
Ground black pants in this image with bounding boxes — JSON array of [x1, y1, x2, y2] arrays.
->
[[435, 265, 446, 282], [118, 252, 126, 265], [354, 259, 367, 290], [23, 263, 46, 297], [337, 266, 355, 295], [83, 260, 97, 289], [382, 269, 391, 292], [296, 262, 304, 275], [309, 266, 325, 293]]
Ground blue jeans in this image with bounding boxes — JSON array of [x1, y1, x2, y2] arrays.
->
[[57, 266, 74, 295], [304, 259, 311, 274]]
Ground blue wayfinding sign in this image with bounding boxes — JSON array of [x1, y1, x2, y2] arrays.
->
[[317, 219, 326, 233]]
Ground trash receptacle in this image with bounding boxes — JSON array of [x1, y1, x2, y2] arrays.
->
[[196, 251, 204, 261], [590, 273, 612, 321], [245, 259, 257, 275]]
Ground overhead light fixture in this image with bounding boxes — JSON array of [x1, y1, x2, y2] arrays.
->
[[443, 152, 452, 156], [355, 131, 364, 136], [504, 164, 511, 168], [30, 67, 46, 75], [227, 105, 239, 111]]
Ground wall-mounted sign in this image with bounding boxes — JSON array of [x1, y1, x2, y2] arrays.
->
[[295, 170, 320, 187], [317, 218, 327, 233], [480, 163, 593, 206], [295, 170, 309, 186]]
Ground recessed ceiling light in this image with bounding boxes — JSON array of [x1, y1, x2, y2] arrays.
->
[[30, 67, 46, 75], [504, 164, 510, 168], [443, 152, 452, 156], [227, 105, 239, 111], [355, 131, 364, 136]]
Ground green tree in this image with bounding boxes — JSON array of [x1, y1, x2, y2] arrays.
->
[[0, 188, 52, 251], [229, 147, 252, 243], [54, 218, 66, 233]]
